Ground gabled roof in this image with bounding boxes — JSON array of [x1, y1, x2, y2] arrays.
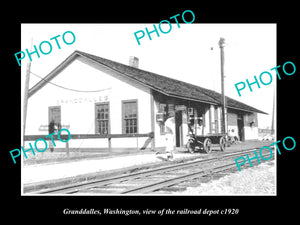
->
[[29, 50, 267, 114]]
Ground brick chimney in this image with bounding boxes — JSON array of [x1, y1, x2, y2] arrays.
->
[[129, 56, 139, 68]]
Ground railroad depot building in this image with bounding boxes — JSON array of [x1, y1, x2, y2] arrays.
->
[[25, 50, 266, 152]]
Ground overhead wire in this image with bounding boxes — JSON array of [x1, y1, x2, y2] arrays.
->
[[30, 71, 112, 93]]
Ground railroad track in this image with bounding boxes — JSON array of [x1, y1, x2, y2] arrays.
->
[[31, 148, 274, 195]]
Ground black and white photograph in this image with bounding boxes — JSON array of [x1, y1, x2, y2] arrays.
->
[[20, 23, 276, 196], [4, 5, 298, 221]]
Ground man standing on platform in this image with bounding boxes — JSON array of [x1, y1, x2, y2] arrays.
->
[[164, 111, 175, 160]]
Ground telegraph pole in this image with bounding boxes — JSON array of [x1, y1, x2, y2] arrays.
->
[[23, 38, 32, 146], [271, 86, 275, 135], [218, 37, 226, 134]]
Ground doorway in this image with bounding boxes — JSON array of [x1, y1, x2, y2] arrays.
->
[[237, 114, 244, 141], [48, 106, 61, 132], [175, 111, 183, 147]]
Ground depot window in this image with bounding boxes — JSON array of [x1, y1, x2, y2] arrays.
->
[[122, 100, 138, 134], [95, 102, 110, 134]]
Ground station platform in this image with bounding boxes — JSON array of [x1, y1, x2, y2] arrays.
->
[[22, 140, 272, 193]]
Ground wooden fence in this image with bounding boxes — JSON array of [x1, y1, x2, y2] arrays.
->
[[24, 132, 154, 157]]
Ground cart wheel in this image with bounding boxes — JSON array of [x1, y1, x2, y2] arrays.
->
[[187, 142, 195, 154], [203, 138, 212, 153], [219, 136, 226, 151]]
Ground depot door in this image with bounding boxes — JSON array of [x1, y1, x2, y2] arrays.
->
[[175, 111, 183, 147], [237, 114, 244, 141]]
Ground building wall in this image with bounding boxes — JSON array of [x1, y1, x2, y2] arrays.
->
[[26, 56, 152, 149], [227, 110, 258, 140], [153, 99, 166, 149], [208, 105, 223, 134], [227, 112, 239, 138], [203, 105, 210, 134], [152, 99, 191, 149], [25, 55, 260, 151], [243, 112, 258, 140], [152, 95, 213, 149]]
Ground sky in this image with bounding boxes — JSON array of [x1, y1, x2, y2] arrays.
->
[[21, 23, 276, 129]]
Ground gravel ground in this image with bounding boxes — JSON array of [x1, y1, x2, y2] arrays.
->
[[178, 161, 276, 195]]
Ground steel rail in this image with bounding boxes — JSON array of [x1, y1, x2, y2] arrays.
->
[[120, 152, 274, 194], [32, 147, 273, 194], [120, 163, 238, 194]]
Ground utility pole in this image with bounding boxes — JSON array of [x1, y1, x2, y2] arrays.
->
[[271, 86, 275, 135], [218, 37, 226, 134], [23, 38, 32, 146]]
